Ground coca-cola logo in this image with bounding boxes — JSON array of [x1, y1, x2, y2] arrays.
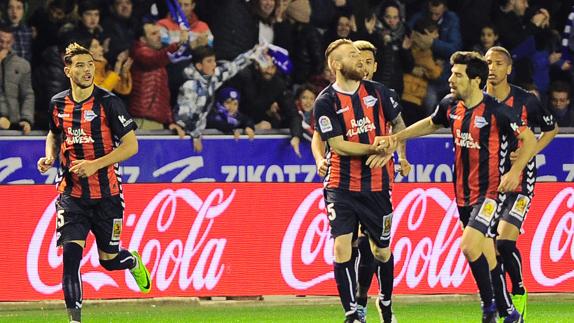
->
[[26, 188, 234, 294], [280, 187, 470, 290], [530, 187, 574, 286]]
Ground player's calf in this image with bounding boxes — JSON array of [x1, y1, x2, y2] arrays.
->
[[63, 242, 83, 323]]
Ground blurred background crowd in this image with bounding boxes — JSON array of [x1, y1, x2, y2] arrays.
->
[[1, 0, 573, 153]]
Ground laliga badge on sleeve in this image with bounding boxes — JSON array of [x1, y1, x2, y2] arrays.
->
[[318, 116, 333, 133]]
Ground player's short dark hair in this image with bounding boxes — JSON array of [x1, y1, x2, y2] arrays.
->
[[325, 38, 354, 60], [64, 42, 93, 66], [486, 46, 512, 65], [550, 81, 571, 97], [450, 51, 489, 88], [192, 46, 216, 64], [353, 40, 377, 55], [78, 0, 101, 15], [413, 16, 438, 33]]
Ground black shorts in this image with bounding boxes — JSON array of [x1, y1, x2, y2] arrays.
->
[[55, 194, 125, 254], [458, 197, 498, 236], [324, 189, 393, 248], [487, 192, 532, 237]]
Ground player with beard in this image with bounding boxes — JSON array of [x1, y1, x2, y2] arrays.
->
[[485, 46, 558, 320], [371, 51, 537, 323], [314, 39, 406, 323], [37, 43, 151, 323]]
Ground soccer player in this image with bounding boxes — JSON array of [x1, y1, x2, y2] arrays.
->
[[485, 46, 558, 319], [36, 43, 151, 323], [314, 38, 406, 323], [372, 51, 537, 323]]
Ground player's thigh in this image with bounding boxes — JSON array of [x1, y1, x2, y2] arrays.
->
[[55, 195, 90, 248], [91, 195, 124, 255], [355, 190, 393, 249], [498, 193, 530, 240], [324, 189, 359, 238]]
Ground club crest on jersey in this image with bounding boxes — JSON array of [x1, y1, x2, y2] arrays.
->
[[362, 95, 378, 108], [83, 110, 97, 122], [318, 115, 333, 133], [474, 116, 488, 128]]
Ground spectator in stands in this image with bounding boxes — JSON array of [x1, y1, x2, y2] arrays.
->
[[61, 0, 106, 44], [323, 13, 355, 51], [129, 22, 186, 137], [157, 0, 213, 49], [101, 0, 137, 66], [0, 27, 34, 134], [294, 84, 316, 139], [80, 37, 132, 96], [548, 81, 574, 127], [408, 0, 462, 112], [472, 24, 500, 56], [29, 0, 75, 67], [208, 0, 257, 60], [359, 1, 413, 95], [32, 36, 68, 130], [228, 55, 303, 156], [174, 45, 257, 152], [3, 0, 32, 62], [207, 86, 255, 140], [493, 0, 549, 51], [401, 16, 442, 126], [254, 0, 279, 44], [273, 0, 323, 85]]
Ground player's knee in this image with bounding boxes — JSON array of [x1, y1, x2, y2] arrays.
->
[[333, 242, 352, 263], [357, 285, 369, 298], [371, 246, 391, 263], [496, 239, 516, 256], [460, 241, 480, 261]]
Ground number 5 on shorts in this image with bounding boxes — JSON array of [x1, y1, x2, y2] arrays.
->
[[327, 203, 336, 221], [56, 209, 65, 229]]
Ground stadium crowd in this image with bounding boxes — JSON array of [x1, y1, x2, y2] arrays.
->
[[1, 0, 574, 145]]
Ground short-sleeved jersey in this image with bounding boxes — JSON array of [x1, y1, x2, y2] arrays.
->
[[49, 86, 137, 199], [313, 80, 401, 192], [499, 84, 556, 195], [431, 94, 527, 207]]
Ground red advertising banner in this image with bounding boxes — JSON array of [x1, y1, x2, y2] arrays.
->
[[1, 183, 573, 301]]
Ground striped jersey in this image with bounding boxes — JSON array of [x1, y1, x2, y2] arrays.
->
[[49, 86, 137, 199], [500, 85, 556, 196], [313, 80, 401, 192], [431, 94, 527, 207]]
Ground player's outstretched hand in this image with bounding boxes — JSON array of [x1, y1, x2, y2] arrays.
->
[[37, 156, 55, 173], [398, 158, 412, 176], [69, 159, 99, 178], [498, 170, 520, 192], [366, 153, 393, 169], [316, 158, 328, 177]]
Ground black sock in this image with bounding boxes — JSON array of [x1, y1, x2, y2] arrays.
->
[[491, 260, 514, 316], [357, 236, 375, 307], [376, 253, 394, 305], [468, 254, 493, 307], [100, 249, 135, 271], [334, 258, 358, 316], [497, 240, 525, 295], [62, 243, 83, 322]]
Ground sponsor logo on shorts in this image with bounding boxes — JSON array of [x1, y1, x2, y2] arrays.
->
[[112, 218, 122, 241], [380, 213, 392, 241], [510, 194, 530, 221], [476, 198, 497, 225]]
